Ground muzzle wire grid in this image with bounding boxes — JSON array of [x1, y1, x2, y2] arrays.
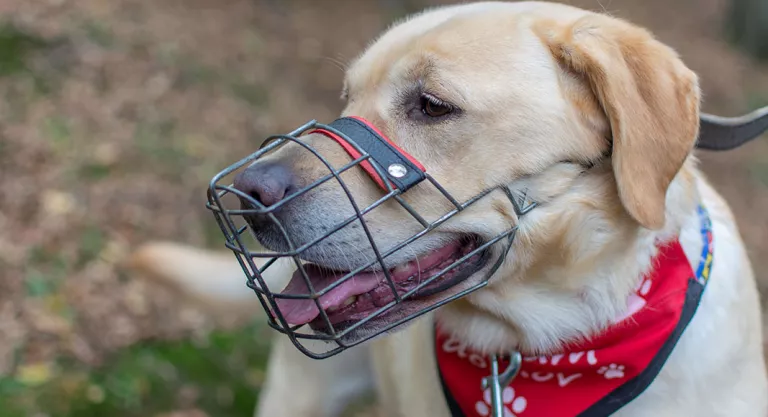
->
[[206, 118, 536, 359]]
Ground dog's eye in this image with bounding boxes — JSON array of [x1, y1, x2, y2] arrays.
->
[[421, 94, 453, 118]]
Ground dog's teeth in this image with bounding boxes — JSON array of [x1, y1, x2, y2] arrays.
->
[[342, 296, 357, 307], [329, 295, 358, 312], [393, 262, 412, 275]]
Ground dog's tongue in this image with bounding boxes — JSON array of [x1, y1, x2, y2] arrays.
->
[[275, 265, 382, 326], [274, 241, 463, 326]]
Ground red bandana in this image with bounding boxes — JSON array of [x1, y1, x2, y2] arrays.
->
[[436, 210, 713, 417]]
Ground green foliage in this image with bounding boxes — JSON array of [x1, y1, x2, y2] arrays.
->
[[77, 226, 106, 266], [229, 82, 269, 107], [750, 162, 768, 187], [25, 270, 60, 297], [0, 326, 271, 417], [42, 115, 72, 146], [0, 22, 46, 77], [82, 20, 116, 48], [79, 163, 113, 181], [726, 0, 768, 60], [25, 246, 70, 297]]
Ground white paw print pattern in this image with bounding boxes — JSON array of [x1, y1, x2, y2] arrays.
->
[[597, 364, 626, 379], [475, 387, 527, 417]]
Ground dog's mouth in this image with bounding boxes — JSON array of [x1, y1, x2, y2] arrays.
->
[[273, 236, 488, 332]]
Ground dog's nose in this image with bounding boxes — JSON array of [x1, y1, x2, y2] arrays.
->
[[233, 162, 297, 207]]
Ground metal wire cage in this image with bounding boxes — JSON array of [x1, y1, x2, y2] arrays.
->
[[206, 119, 536, 359]]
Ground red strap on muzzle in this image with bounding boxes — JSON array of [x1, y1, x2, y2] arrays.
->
[[309, 117, 426, 192]]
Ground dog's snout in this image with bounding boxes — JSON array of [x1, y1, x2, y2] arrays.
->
[[233, 162, 297, 207]]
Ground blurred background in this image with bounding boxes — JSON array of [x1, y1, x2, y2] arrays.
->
[[0, 0, 766, 416]]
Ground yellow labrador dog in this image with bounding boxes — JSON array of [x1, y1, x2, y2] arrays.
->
[[131, 2, 768, 416]]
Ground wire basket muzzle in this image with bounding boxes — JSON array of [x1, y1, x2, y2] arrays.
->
[[206, 119, 536, 359]]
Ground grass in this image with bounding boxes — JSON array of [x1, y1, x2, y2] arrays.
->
[[81, 20, 116, 48], [162, 51, 270, 108], [0, 21, 275, 416], [25, 270, 61, 298], [0, 22, 64, 98], [725, 0, 768, 61], [25, 246, 70, 297], [229, 81, 269, 107], [174, 60, 220, 90], [746, 93, 768, 111], [42, 115, 73, 147], [749, 162, 768, 187], [133, 118, 191, 181], [0, 23, 47, 77], [77, 225, 106, 267], [78, 163, 113, 181], [745, 94, 768, 188], [1, 325, 272, 417]]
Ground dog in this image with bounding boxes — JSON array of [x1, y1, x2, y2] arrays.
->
[[130, 2, 768, 416]]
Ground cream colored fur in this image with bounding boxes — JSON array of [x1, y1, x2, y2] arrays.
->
[[129, 2, 768, 416]]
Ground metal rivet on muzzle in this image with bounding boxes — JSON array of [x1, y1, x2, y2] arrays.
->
[[388, 163, 407, 178]]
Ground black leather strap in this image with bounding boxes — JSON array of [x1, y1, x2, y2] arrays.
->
[[328, 117, 427, 192], [697, 107, 768, 151]]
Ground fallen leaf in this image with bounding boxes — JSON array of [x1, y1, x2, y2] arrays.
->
[[16, 362, 56, 386], [93, 143, 120, 166], [41, 190, 77, 216], [86, 384, 106, 403]]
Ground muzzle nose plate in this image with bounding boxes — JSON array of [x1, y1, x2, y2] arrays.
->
[[310, 116, 427, 191]]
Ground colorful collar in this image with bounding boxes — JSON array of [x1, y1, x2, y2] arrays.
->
[[435, 205, 713, 417]]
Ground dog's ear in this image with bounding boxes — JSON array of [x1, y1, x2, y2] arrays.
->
[[535, 15, 700, 229]]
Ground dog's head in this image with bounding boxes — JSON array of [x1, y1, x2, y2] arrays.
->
[[226, 2, 701, 355]]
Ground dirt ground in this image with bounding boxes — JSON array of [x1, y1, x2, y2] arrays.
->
[[0, 0, 767, 416]]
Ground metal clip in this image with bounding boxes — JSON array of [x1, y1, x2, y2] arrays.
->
[[504, 187, 537, 217], [481, 351, 523, 417]]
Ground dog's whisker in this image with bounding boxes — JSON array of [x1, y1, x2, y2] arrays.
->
[[322, 56, 348, 73]]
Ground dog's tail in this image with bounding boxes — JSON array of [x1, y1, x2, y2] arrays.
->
[[127, 242, 294, 317]]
